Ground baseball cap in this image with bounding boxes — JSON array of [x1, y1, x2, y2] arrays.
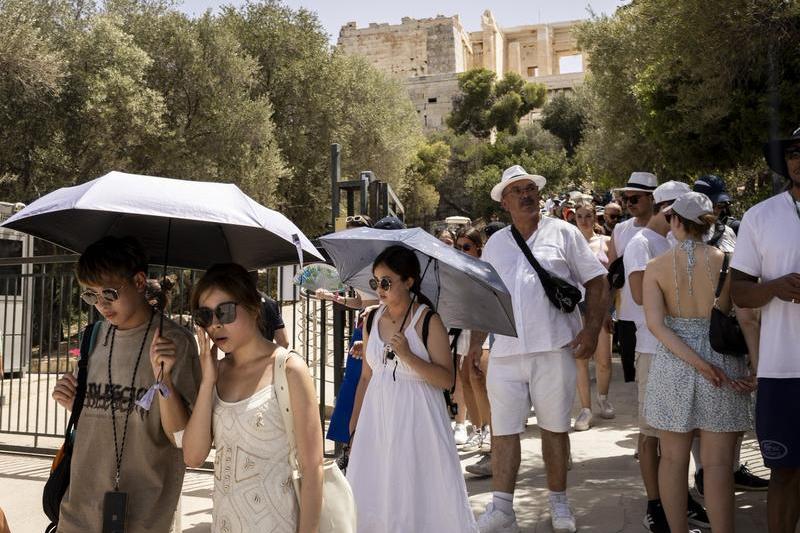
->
[[664, 192, 713, 223], [653, 180, 691, 204], [693, 175, 731, 204]]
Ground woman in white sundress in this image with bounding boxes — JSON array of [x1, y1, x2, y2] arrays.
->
[[347, 245, 478, 533], [182, 263, 324, 533]]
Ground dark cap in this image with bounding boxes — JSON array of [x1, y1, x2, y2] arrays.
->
[[373, 216, 406, 230], [483, 221, 506, 238], [693, 175, 731, 204], [763, 126, 800, 179]]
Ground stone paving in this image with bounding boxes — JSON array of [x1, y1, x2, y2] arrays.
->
[[0, 359, 778, 532]]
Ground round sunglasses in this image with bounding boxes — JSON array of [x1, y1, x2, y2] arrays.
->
[[369, 277, 392, 291], [80, 283, 125, 306], [193, 301, 238, 328], [454, 242, 475, 252]]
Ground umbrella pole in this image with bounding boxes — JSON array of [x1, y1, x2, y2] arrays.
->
[[159, 218, 173, 378]]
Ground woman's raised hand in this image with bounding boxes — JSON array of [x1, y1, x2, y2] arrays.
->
[[194, 326, 219, 385]]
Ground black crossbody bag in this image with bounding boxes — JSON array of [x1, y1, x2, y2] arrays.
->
[[43, 322, 100, 532], [709, 253, 748, 357], [510, 225, 582, 313]]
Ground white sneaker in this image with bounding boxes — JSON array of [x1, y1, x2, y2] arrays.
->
[[466, 454, 493, 477], [481, 425, 491, 451], [462, 428, 483, 451], [597, 394, 615, 419], [476, 502, 519, 533], [549, 496, 577, 533], [573, 408, 593, 431], [454, 423, 469, 445]]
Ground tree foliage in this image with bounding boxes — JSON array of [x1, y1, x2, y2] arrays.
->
[[575, 0, 800, 189], [541, 89, 588, 157], [447, 68, 546, 138], [0, 0, 423, 234]]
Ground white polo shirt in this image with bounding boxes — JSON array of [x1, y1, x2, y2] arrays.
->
[[482, 217, 607, 357], [731, 192, 800, 378], [613, 218, 647, 321], [623, 228, 671, 354]]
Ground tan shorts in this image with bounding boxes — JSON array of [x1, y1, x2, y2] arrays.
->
[[635, 351, 657, 438]]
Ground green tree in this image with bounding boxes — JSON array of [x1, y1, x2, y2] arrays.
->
[[541, 90, 587, 157], [447, 68, 546, 137], [400, 140, 451, 226], [576, 0, 800, 187]]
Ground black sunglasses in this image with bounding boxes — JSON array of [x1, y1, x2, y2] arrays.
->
[[80, 283, 125, 306], [455, 242, 474, 252], [785, 147, 800, 161], [194, 301, 238, 328], [621, 194, 647, 205], [369, 277, 392, 291], [665, 213, 674, 223]]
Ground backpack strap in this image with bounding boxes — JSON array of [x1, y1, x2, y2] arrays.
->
[[365, 309, 376, 336], [66, 321, 101, 442]]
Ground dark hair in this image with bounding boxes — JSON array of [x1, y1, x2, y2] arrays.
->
[[372, 245, 435, 311], [455, 226, 483, 249], [675, 213, 716, 238], [191, 263, 262, 321], [77, 235, 148, 286], [146, 274, 177, 310]]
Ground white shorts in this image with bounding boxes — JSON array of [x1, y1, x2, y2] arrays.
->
[[487, 349, 577, 435]]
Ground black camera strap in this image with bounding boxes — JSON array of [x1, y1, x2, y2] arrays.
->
[[510, 224, 554, 285], [107, 312, 154, 491]]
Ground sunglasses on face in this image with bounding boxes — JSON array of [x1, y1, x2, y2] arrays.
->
[[193, 301, 238, 328], [455, 242, 474, 252], [621, 194, 647, 205], [80, 283, 126, 306], [785, 147, 800, 161], [665, 213, 674, 224], [605, 213, 620, 220], [369, 277, 392, 291]]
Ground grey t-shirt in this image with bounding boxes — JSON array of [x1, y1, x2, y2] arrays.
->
[[58, 314, 201, 533]]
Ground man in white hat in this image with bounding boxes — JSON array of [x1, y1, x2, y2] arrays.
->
[[607, 172, 658, 383], [469, 165, 609, 533], [622, 181, 710, 532]]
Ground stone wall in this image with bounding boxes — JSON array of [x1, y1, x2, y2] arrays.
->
[[337, 12, 586, 130]]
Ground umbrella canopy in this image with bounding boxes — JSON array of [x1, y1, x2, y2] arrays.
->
[[320, 227, 517, 337], [2, 171, 323, 270]]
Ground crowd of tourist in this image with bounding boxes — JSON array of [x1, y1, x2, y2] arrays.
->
[[34, 126, 800, 533]]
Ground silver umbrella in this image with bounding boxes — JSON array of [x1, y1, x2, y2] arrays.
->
[[320, 227, 516, 336]]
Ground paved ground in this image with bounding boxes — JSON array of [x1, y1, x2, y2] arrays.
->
[[0, 359, 776, 532]]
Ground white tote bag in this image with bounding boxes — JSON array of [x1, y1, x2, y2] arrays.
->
[[274, 348, 357, 533]]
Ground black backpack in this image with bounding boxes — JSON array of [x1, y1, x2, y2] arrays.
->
[[42, 321, 101, 533], [365, 308, 461, 416]]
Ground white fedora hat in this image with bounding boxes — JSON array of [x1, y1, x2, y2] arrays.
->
[[491, 165, 547, 202], [614, 171, 658, 193]]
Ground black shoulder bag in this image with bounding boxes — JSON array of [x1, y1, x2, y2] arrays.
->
[[709, 253, 748, 357], [606, 256, 626, 289], [43, 322, 100, 532], [510, 225, 582, 313]]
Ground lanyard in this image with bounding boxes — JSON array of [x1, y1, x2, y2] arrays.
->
[[107, 313, 154, 491]]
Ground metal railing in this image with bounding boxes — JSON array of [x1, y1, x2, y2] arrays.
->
[[0, 255, 350, 456]]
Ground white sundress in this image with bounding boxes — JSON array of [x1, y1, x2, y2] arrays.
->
[[211, 384, 299, 533], [346, 304, 478, 533]]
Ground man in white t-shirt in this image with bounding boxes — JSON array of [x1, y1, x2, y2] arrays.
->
[[624, 181, 712, 532], [469, 165, 608, 533], [731, 126, 800, 533], [608, 172, 658, 382]]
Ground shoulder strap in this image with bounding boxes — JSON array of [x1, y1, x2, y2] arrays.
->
[[274, 347, 300, 473], [707, 222, 725, 247], [715, 252, 731, 300], [365, 309, 376, 335], [66, 321, 101, 440], [510, 224, 552, 283], [421, 309, 435, 349]]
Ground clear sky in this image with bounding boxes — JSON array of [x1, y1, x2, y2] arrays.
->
[[178, 0, 629, 42]]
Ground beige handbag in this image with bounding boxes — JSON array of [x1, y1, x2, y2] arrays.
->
[[274, 348, 357, 533]]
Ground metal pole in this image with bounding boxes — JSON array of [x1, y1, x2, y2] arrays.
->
[[331, 144, 341, 229]]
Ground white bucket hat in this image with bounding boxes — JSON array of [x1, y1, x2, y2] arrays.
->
[[653, 180, 691, 204], [614, 171, 658, 193], [491, 165, 547, 202], [664, 192, 713, 223]]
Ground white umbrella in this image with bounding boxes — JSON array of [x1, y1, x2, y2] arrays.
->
[[2, 171, 323, 269]]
